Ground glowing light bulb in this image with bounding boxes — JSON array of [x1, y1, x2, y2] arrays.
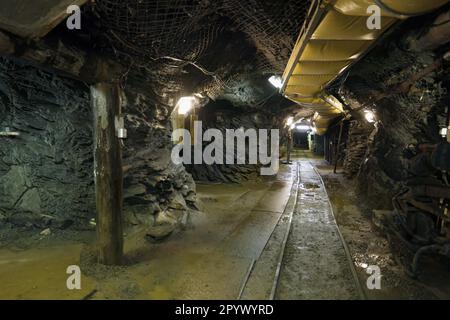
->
[[269, 75, 283, 89], [364, 110, 376, 123], [177, 96, 196, 115], [296, 124, 311, 131], [286, 116, 294, 127]]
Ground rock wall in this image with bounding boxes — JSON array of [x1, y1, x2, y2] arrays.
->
[[185, 100, 276, 183], [0, 57, 196, 236], [0, 57, 94, 229], [339, 14, 449, 208], [121, 78, 196, 236]]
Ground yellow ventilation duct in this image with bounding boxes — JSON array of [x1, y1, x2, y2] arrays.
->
[[281, 0, 449, 135]]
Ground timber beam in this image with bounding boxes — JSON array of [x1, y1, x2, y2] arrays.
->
[[0, 30, 125, 84]]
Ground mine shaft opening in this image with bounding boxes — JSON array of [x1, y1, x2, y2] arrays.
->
[[0, 0, 449, 301]]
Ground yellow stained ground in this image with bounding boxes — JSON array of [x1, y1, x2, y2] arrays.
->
[[0, 245, 96, 299], [0, 164, 295, 300]]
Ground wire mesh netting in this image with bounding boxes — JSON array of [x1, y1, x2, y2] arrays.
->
[[93, 0, 311, 92], [359, 50, 447, 119], [337, 43, 448, 143], [95, 0, 223, 63], [222, 0, 311, 73]]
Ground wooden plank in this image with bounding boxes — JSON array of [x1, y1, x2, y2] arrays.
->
[[0, 31, 124, 84], [91, 83, 123, 265], [0, 31, 14, 54], [0, 0, 88, 38]]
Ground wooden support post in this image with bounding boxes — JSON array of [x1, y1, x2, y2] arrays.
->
[[91, 83, 123, 265], [446, 105, 450, 143], [333, 120, 344, 174]]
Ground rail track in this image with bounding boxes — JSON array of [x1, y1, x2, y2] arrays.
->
[[238, 160, 365, 300], [269, 161, 300, 300]]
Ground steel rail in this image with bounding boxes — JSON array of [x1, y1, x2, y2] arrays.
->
[[269, 161, 300, 300]]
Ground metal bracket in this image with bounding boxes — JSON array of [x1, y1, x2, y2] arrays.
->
[[114, 116, 127, 139], [0, 127, 20, 137]]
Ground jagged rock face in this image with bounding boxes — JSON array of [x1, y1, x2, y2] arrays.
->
[[185, 100, 276, 182], [122, 83, 196, 229], [0, 57, 94, 229], [0, 57, 196, 234], [339, 19, 449, 208]]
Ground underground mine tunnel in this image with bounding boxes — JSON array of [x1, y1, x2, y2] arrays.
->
[[0, 0, 449, 302]]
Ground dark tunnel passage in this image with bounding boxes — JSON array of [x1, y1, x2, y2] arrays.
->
[[0, 0, 449, 302]]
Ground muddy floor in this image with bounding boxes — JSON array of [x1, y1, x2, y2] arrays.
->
[[0, 165, 294, 299], [275, 161, 360, 299], [1, 150, 449, 300]]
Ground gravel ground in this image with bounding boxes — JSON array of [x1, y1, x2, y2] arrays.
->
[[315, 160, 450, 300]]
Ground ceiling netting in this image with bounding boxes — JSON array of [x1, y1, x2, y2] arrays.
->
[[93, 0, 311, 96]]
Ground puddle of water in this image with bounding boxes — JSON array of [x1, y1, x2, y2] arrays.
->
[[300, 183, 320, 189]]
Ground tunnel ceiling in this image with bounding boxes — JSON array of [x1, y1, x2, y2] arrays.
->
[[91, 0, 310, 73], [0, 0, 314, 114], [69, 0, 313, 111], [1, 1, 448, 123]]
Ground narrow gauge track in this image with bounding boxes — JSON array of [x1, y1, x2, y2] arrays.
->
[[238, 160, 365, 300]]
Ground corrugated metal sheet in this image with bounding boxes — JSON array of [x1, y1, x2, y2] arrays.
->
[[281, 0, 449, 134]]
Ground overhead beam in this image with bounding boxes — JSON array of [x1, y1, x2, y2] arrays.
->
[[280, 0, 450, 135], [0, 30, 124, 84]]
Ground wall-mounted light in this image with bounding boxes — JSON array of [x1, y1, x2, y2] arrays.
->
[[440, 127, 448, 138], [115, 116, 127, 139], [0, 127, 20, 137], [177, 96, 196, 115], [364, 110, 376, 123], [286, 116, 294, 127], [269, 75, 283, 89]]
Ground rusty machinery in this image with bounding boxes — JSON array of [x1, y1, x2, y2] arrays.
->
[[391, 141, 450, 277]]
